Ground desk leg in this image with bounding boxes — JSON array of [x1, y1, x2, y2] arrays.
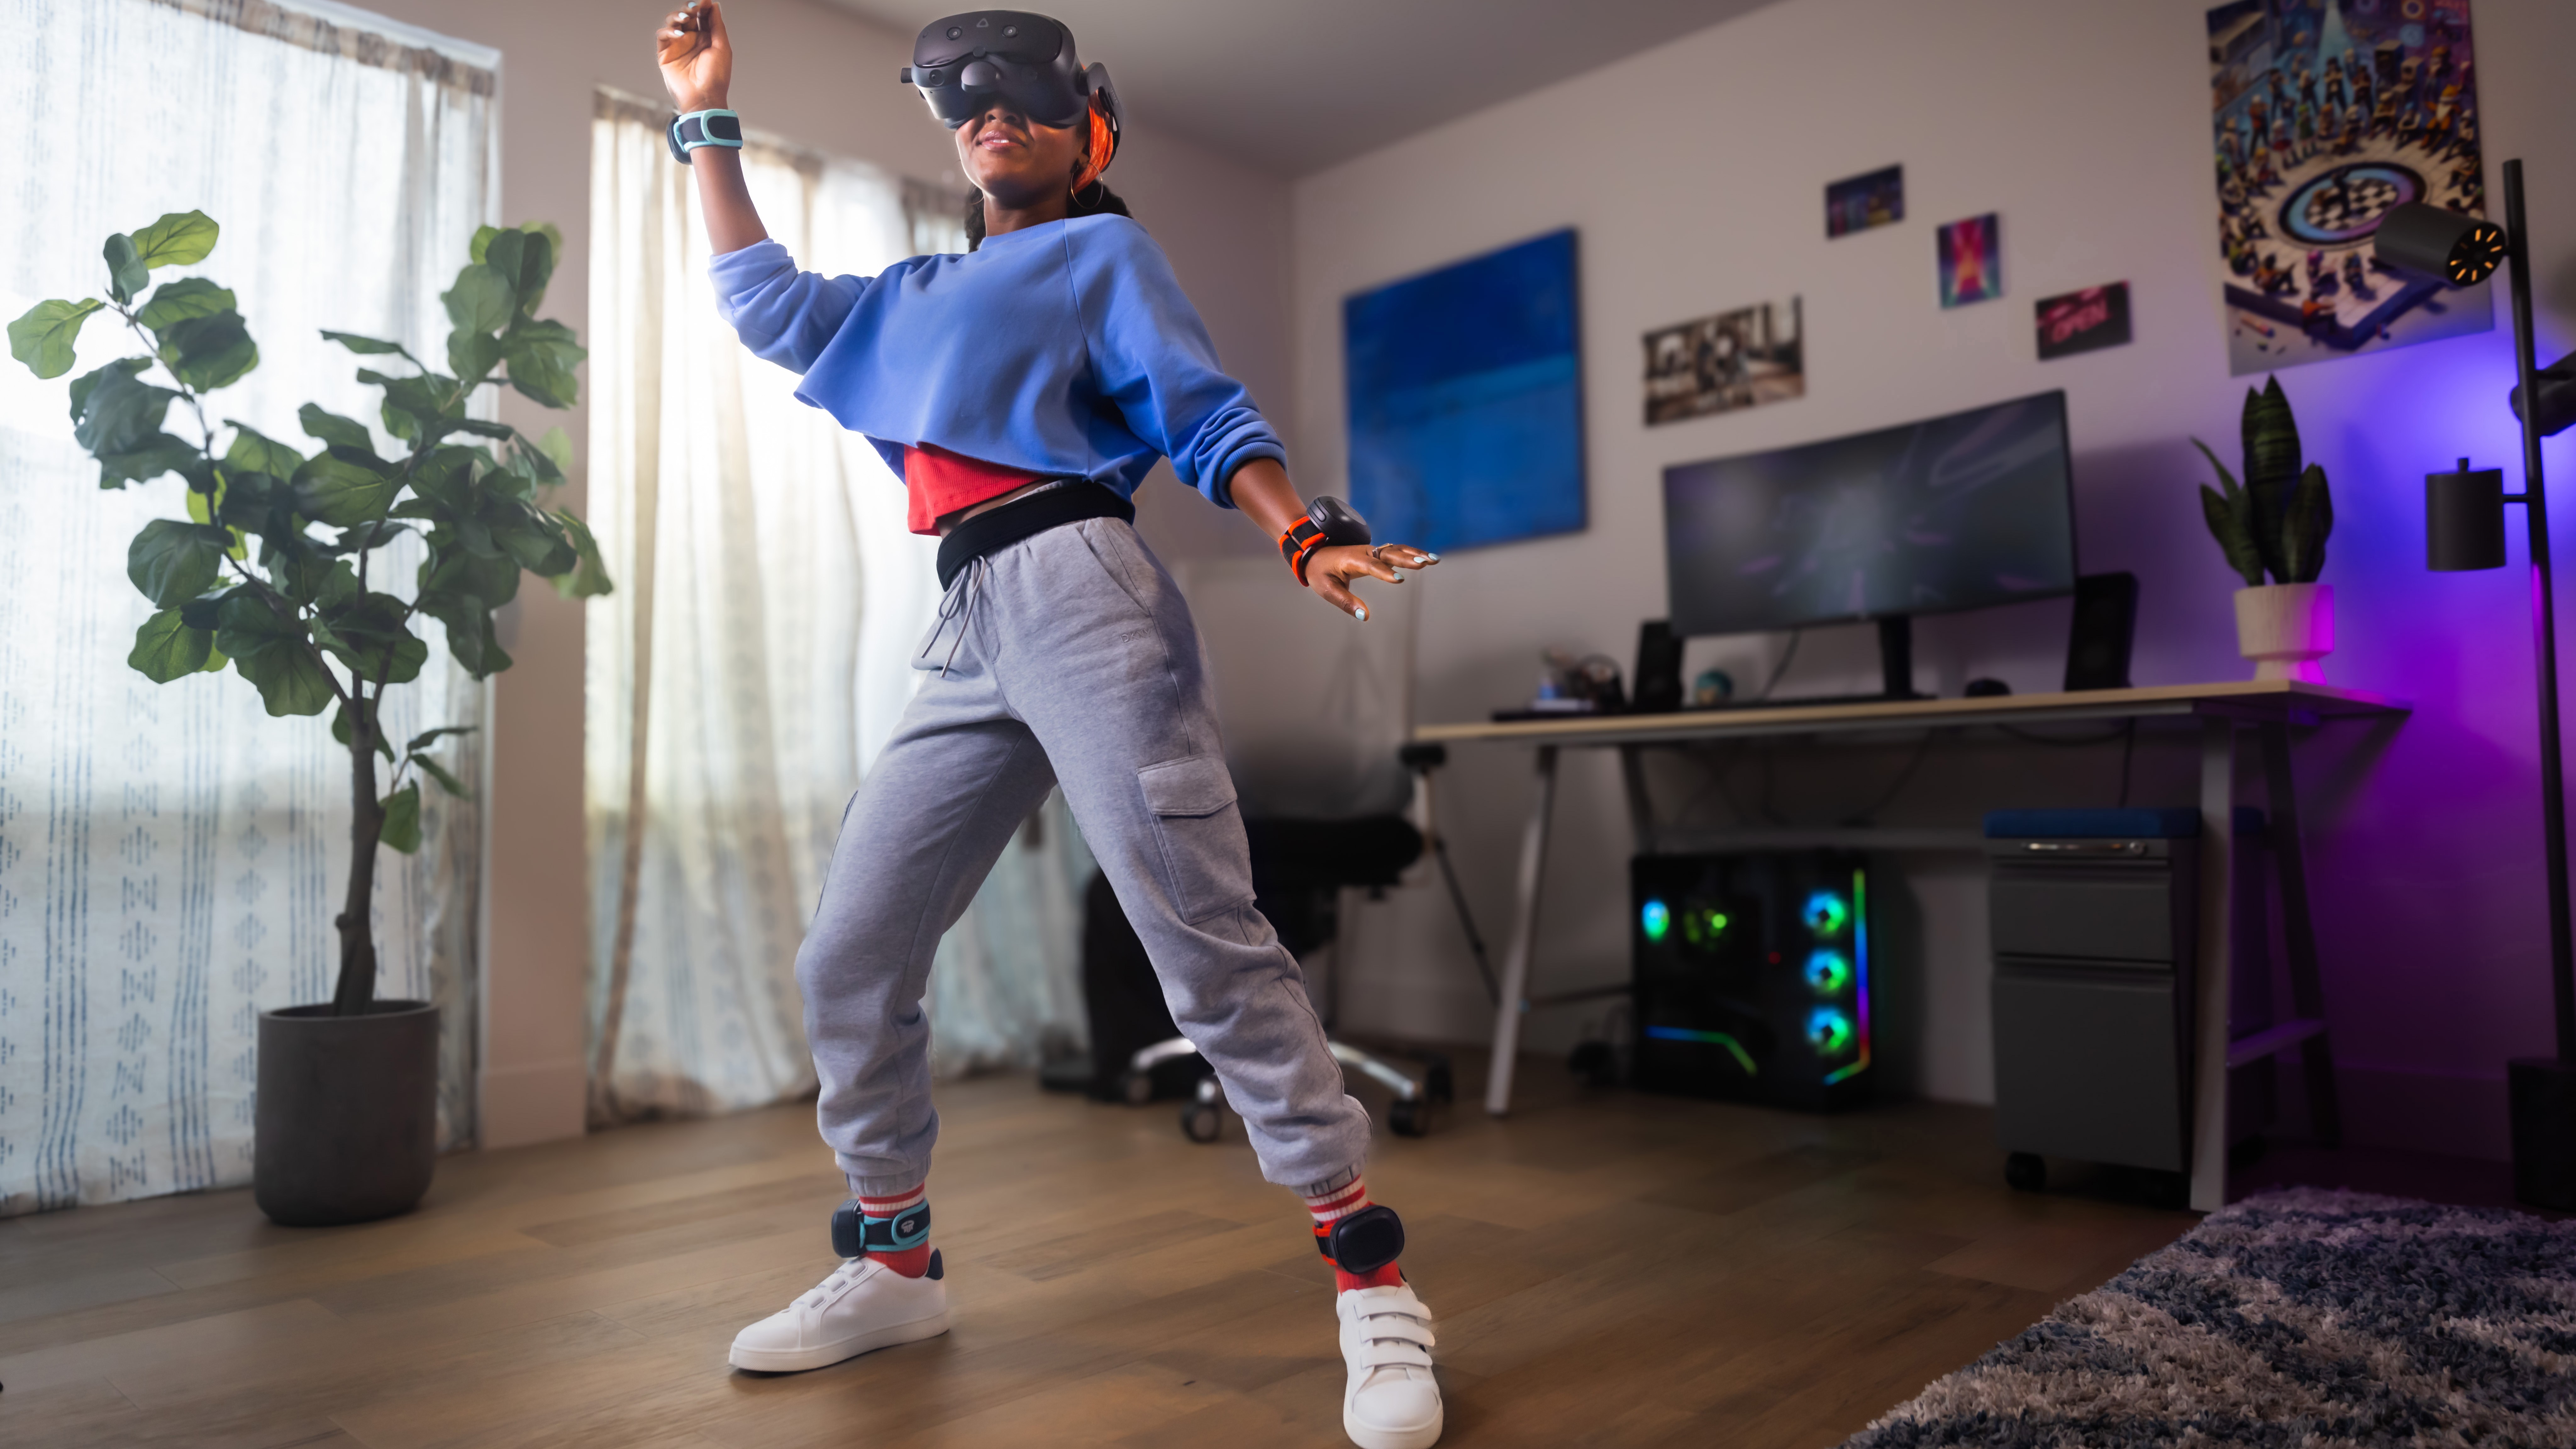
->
[[1485, 745, 1560, 1116], [1619, 744, 1658, 856], [2190, 719, 2238, 1213], [2260, 720, 2343, 1146]]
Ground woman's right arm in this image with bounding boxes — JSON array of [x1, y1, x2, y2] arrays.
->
[[658, 2, 767, 254]]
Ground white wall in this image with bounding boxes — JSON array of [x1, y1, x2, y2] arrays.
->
[[1285, 0, 2576, 1152], [356, 0, 1293, 1146]]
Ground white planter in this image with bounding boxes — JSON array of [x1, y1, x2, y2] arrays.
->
[[2233, 582, 2334, 684]]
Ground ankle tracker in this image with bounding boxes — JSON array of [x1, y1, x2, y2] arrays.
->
[[830, 1197, 932, 1259], [1318, 1203, 1405, 1274]]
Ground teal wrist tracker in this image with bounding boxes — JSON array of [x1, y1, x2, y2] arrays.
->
[[667, 109, 744, 164]]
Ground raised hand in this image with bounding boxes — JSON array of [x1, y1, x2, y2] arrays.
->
[[657, 0, 732, 112]]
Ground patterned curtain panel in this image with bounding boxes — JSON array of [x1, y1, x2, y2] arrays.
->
[[0, 0, 499, 1216], [585, 93, 1090, 1121]]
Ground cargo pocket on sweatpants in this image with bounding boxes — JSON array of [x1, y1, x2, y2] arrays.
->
[[1137, 755, 1257, 925]]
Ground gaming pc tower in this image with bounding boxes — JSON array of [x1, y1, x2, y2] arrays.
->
[[1631, 852, 1872, 1111]]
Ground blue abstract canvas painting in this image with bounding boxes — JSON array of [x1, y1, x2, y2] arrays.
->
[[1343, 229, 1585, 553]]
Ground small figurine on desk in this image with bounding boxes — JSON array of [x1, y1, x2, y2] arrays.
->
[[1691, 669, 1735, 708]]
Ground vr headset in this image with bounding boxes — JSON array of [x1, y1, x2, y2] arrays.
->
[[901, 10, 1123, 153]]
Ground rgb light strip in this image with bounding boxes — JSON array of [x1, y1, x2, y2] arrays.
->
[[1643, 1025, 1758, 1076], [1824, 866, 1872, 1085]]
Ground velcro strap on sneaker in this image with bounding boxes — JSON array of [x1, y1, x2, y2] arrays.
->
[[1326, 1203, 1405, 1273], [1361, 1336, 1435, 1369], [1357, 1314, 1436, 1349], [829, 1198, 932, 1256]]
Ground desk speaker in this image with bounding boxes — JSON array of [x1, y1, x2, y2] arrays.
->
[[2064, 571, 2138, 691], [1632, 852, 1872, 1111]]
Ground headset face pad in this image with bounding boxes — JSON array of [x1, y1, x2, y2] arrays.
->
[[911, 11, 1089, 130]]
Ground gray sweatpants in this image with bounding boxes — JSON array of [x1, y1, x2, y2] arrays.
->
[[797, 514, 1372, 1196]]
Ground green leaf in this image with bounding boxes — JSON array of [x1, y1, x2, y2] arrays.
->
[[442, 264, 515, 336], [469, 225, 503, 264], [127, 518, 231, 607], [95, 433, 200, 490], [483, 226, 557, 317], [130, 211, 219, 270], [332, 702, 398, 761], [313, 590, 427, 686], [71, 359, 176, 455], [320, 329, 410, 358], [291, 451, 397, 527], [128, 608, 216, 682], [103, 234, 148, 304], [414, 584, 510, 677], [449, 418, 513, 440], [536, 426, 574, 476], [501, 318, 584, 409], [9, 298, 104, 379], [497, 508, 576, 573], [412, 755, 472, 800], [447, 328, 506, 383], [158, 310, 258, 391], [378, 782, 422, 854], [405, 724, 478, 753], [136, 278, 236, 333], [269, 550, 358, 608], [361, 368, 459, 444], [552, 509, 614, 598], [2282, 463, 2335, 585], [297, 402, 376, 456], [224, 421, 305, 478], [214, 592, 338, 717]]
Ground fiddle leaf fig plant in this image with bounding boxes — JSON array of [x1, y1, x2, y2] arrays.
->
[[2193, 374, 2334, 588], [7, 211, 611, 1016]]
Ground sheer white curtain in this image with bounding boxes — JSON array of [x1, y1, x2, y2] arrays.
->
[[585, 93, 1088, 1122], [0, 0, 497, 1215]]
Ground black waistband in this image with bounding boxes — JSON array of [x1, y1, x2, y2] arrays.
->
[[935, 482, 1133, 590]]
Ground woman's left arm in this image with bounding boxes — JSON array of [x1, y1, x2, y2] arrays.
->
[[1228, 459, 1436, 622]]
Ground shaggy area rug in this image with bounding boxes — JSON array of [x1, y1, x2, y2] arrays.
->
[[1847, 1186, 2576, 1446]]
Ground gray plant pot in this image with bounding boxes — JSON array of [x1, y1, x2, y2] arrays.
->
[[254, 1000, 440, 1226]]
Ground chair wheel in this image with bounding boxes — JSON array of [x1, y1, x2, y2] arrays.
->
[[1121, 1071, 1154, 1106], [2005, 1152, 2046, 1193], [1389, 1100, 1428, 1137], [1424, 1060, 1455, 1105], [1180, 1102, 1223, 1142]]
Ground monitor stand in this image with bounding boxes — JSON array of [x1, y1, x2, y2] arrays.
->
[[1722, 616, 1931, 710]]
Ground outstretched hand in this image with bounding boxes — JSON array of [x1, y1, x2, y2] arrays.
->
[[657, 0, 733, 113], [1305, 542, 1436, 622]]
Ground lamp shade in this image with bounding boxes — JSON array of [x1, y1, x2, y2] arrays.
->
[[2374, 203, 2508, 287], [2427, 458, 2507, 571]]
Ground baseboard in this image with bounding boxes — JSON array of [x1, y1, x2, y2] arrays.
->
[[2275, 1058, 2511, 1162], [477, 1058, 589, 1149]]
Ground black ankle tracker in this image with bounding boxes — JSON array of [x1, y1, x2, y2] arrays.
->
[[1321, 1203, 1405, 1274]]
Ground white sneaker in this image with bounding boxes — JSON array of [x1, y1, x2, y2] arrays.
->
[[728, 1255, 950, 1373], [1338, 1283, 1443, 1449]]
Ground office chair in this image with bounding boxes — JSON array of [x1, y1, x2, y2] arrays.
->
[[1116, 554, 1468, 1140]]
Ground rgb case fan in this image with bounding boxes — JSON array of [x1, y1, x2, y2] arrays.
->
[[1631, 852, 1872, 1111]]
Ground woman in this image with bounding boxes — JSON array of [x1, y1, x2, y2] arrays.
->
[[654, 7, 1444, 1448]]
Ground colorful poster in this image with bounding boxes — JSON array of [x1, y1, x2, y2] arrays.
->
[[1642, 297, 1805, 426], [2208, 0, 2490, 375], [1938, 214, 2002, 307], [1825, 166, 1904, 238], [2036, 283, 2135, 359]]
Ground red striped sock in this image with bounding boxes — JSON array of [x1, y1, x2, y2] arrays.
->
[[856, 1183, 934, 1278], [1303, 1176, 1404, 1292]]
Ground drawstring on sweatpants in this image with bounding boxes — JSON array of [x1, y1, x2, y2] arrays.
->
[[919, 556, 990, 676]]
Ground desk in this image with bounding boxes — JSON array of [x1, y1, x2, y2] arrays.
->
[[1416, 679, 2408, 1211]]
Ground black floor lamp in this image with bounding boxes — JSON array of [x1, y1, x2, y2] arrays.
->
[[2375, 158, 2576, 1207]]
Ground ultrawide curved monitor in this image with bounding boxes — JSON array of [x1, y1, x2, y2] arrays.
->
[[1662, 390, 2077, 637]]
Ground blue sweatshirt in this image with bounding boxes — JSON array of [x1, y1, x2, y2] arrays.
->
[[707, 214, 1284, 507]]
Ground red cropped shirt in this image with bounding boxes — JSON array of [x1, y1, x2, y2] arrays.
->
[[903, 443, 1037, 536]]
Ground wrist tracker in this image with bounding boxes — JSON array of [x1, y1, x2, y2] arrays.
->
[[667, 108, 744, 164], [1279, 495, 1371, 585]]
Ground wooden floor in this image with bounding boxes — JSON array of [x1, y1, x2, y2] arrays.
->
[[0, 1058, 2200, 1449]]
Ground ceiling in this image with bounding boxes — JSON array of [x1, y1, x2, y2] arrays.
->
[[821, 0, 1784, 176]]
